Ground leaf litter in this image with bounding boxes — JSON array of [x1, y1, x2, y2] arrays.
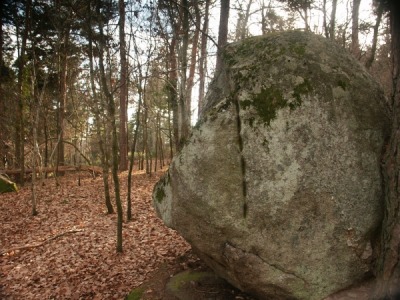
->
[[0, 169, 191, 299]]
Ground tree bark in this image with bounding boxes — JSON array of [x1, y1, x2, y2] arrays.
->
[[374, 0, 400, 298], [235, 0, 253, 40], [127, 82, 142, 221], [88, 22, 114, 214], [329, 0, 338, 39], [56, 11, 70, 174], [366, 2, 383, 70], [215, 0, 230, 73], [351, 0, 362, 58], [0, 0, 4, 169], [15, 0, 32, 185], [186, 0, 201, 120], [178, 0, 190, 148], [168, 37, 179, 151], [97, 1, 123, 252], [198, 0, 210, 116], [118, 0, 128, 171], [322, 0, 329, 38]]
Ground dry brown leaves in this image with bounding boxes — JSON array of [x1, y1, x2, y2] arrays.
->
[[0, 168, 190, 299]]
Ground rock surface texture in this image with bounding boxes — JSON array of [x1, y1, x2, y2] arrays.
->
[[153, 31, 390, 300]]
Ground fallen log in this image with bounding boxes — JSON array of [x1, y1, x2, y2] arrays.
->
[[1, 165, 102, 177]]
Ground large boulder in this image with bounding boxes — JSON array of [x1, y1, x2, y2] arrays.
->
[[153, 31, 390, 300]]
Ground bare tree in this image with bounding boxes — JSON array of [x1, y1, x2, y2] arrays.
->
[[329, 0, 338, 39], [235, 0, 253, 41], [96, 0, 123, 252], [216, 0, 230, 72], [365, 1, 384, 69], [119, 0, 128, 171], [15, 0, 32, 184], [351, 0, 361, 57], [198, 0, 210, 115]]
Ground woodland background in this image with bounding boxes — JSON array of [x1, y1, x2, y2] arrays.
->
[[1, 0, 399, 298]]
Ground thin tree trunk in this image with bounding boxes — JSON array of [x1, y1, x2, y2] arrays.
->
[[215, 0, 230, 73], [15, 0, 32, 185], [118, 0, 128, 171], [143, 96, 150, 175], [168, 38, 179, 151], [0, 2, 4, 169], [57, 26, 70, 174], [323, 0, 329, 38], [351, 0, 362, 58], [366, 2, 383, 69], [167, 100, 174, 160], [30, 13, 39, 217], [159, 124, 165, 168], [303, 6, 309, 31], [154, 113, 159, 173], [198, 0, 210, 116], [88, 40, 114, 214], [97, 2, 123, 252], [178, 0, 190, 148], [329, 0, 338, 39], [127, 87, 142, 221], [186, 0, 201, 123]]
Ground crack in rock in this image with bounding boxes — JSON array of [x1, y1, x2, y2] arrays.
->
[[223, 242, 309, 285]]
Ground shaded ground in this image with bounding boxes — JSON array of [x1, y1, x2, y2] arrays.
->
[[129, 250, 255, 300]]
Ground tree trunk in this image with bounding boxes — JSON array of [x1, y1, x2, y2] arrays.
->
[[215, 0, 230, 73], [167, 100, 174, 160], [365, 2, 383, 70], [0, 1, 4, 169], [57, 25, 70, 174], [118, 0, 128, 171], [198, 0, 210, 116], [323, 0, 329, 38], [329, 0, 338, 39], [351, 0, 362, 58], [15, 0, 32, 185], [127, 84, 142, 221], [178, 0, 190, 148], [30, 79, 41, 216], [97, 2, 123, 252], [186, 0, 201, 121], [235, 0, 253, 40], [30, 5, 39, 216], [88, 26, 114, 214], [167, 36, 179, 151], [374, 1, 400, 298]]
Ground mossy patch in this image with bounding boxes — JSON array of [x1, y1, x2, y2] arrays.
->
[[292, 79, 313, 108], [241, 86, 286, 126], [155, 186, 166, 204], [337, 79, 347, 90], [167, 270, 223, 293], [125, 287, 145, 300], [290, 43, 306, 56]]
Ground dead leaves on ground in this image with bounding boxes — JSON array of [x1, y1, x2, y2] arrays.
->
[[0, 169, 190, 299]]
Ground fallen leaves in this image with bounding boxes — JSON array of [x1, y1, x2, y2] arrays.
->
[[0, 168, 190, 299]]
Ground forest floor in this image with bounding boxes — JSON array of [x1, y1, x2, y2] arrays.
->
[[0, 168, 254, 300]]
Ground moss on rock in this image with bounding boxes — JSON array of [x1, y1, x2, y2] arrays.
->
[[241, 86, 286, 126]]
